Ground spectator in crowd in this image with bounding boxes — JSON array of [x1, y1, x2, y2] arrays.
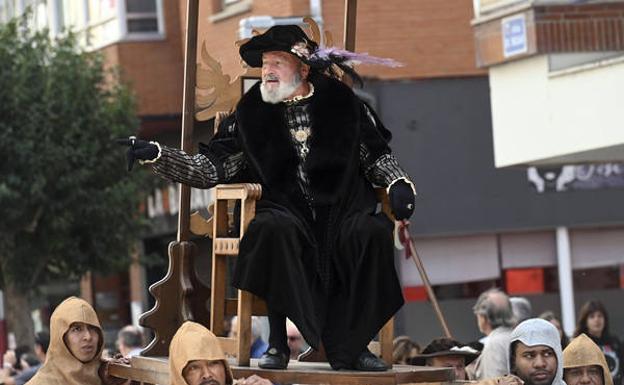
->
[[116, 325, 143, 358], [1, 332, 49, 385], [169, 321, 272, 385], [509, 318, 565, 385], [563, 333, 613, 385], [2, 346, 31, 379], [393, 336, 420, 365], [18, 354, 40, 371], [574, 300, 623, 385], [540, 311, 569, 349], [286, 319, 305, 359], [229, 316, 269, 359], [25, 297, 109, 385], [410, 337, 479, 380], [510, 297, 533, 325], [472, 288, 516, 380]]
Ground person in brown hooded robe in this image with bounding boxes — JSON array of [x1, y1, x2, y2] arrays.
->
[[563, 334, 613, 385], [25, 297, 104, 385], [170, 322, 271, 385]]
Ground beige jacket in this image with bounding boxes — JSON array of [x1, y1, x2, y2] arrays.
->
[[563, 334, 613, 385], [169, 321, 234, 385], [26, 297, 104, 385]]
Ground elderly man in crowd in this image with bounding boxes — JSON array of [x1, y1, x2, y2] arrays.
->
[[508, 319, 565, 385], [510, 297, 533, 325], [116, 325, 143, 358], [472, 288, 516, 380], [411, 337, 480, 380], [563, 334, 613, 385], [170, 321, 272, 385]]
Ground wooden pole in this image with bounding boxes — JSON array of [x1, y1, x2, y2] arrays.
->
[[177, 0, 200, 242], [401, 225, 453, 338], [343, 0, 358, 51]]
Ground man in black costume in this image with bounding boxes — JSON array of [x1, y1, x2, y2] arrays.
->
[[120, 25, 416, 371]]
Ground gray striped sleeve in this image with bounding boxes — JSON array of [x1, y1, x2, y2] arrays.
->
[[363, 153, 413, 189], [151, 146, 245, 189]]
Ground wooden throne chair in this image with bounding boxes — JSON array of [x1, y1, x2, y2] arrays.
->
[[138, 17, 394, 367]]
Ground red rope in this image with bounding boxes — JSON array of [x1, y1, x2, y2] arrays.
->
[[398, 220, 412, 259]]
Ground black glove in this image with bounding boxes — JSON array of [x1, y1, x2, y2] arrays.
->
[[388, 179, 415, 220], [116, 136, 159, 171]]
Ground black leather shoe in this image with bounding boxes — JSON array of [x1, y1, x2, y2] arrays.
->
[[258, 347, 290, 369], [352, 350, 389, 372]]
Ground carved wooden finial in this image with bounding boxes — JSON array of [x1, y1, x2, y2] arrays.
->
[[195, 42, 245, 121]]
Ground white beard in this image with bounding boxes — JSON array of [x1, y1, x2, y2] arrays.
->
[[260, 73, 302, 104]]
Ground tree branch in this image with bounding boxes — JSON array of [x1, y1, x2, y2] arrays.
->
[[24, 206, 44, 233], [28, 254, 50, 290]]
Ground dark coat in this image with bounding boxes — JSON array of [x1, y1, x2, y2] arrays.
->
[[202, 74, 404, 367]]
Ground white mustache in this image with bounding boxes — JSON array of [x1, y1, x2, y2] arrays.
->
[[263, 74, 279, 82]]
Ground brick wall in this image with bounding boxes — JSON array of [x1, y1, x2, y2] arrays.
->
[[190, 0, 484, 81], [99, 0, 185, 117]]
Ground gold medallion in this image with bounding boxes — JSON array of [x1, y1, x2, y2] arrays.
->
[[294, 130, 309, 142]]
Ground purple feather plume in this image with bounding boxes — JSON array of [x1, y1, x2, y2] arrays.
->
[[310, 47, 403, 67]]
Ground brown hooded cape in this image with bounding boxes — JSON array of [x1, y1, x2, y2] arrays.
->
[[25, 296, 104, 385], [169, 321, 234, 385], [564, 333, 613, 385]]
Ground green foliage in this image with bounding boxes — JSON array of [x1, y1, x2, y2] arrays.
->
[[0, 15, 151, 290]]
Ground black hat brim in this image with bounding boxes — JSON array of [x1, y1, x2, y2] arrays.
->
[[239, 25, 313, 68], [409, 350, 480, 367]]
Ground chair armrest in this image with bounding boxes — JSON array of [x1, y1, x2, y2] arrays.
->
[[214, 183, 262, 201]]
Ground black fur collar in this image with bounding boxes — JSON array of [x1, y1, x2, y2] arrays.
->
[[235, 75, 360, 206]]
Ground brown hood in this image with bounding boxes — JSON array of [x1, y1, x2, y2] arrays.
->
[[563, 334, 613, 385], [169, 321, 233, 385], [26, 297, 104, 385]]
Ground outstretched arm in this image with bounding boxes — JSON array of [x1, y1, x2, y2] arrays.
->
[[118, 114, 246, 189], [150, 146, 244, 189]]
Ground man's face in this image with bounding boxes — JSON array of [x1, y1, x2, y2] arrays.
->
[[260, 51, 306, 104], [182, 359, 226, 385], [64, 322, 100, 362], [429, 355, 467, 380], [287, 332, 304, 357], [513, 343, 558, 385], [564, 365, 604, 385], [586, 312, 605, 337]]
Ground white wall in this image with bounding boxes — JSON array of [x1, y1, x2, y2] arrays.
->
[[489, 54, 624, 167]]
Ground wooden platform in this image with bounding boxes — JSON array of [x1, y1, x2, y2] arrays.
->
[[108, 356, 455, 385]]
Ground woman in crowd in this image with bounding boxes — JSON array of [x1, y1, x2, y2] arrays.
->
[[540, 311, 569, 349], [574, 300, 623, 385]]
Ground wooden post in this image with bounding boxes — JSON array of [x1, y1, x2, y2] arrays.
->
[[139, 0, 209, 357], [343, 0, 358, 51], [177, 0, 200, 242], [401, 225, 453, 339]]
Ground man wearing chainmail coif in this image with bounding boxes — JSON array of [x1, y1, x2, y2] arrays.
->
[[119, 25, 416, 372]]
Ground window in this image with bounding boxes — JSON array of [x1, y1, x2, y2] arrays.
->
[[125, 0, 159, 34], [0, 0, 16, 23]]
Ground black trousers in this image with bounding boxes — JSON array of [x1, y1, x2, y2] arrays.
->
[[232, 205, 404, 367]]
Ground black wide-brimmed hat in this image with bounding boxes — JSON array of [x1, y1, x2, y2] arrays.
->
[[239, 25, 318, 68], [409, 338, 480, 366]]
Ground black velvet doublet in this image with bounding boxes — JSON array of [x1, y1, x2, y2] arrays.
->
[[212, 75, 404, 367]]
